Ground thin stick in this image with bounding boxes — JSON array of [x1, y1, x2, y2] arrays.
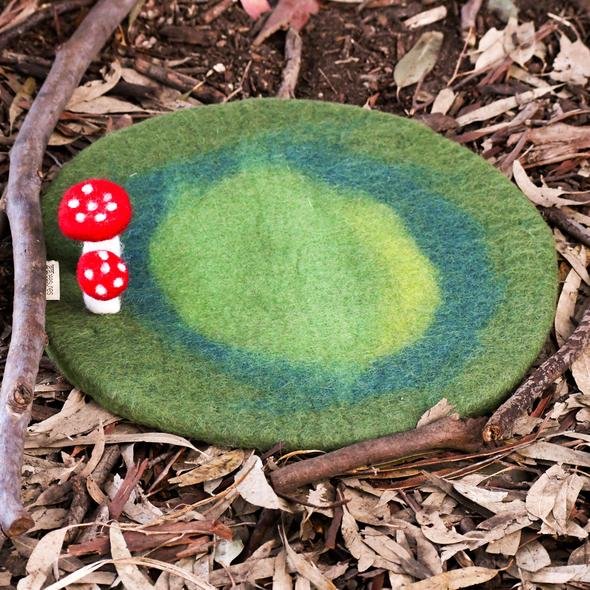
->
[[277, 28, 302, 99], [201, 0, 234, 24], [134, 57, 226, 103], [543, 207, 590, 249], [483, 301, 590, 442], [0, 0, 137, 538], [270, 416, 485, 493]]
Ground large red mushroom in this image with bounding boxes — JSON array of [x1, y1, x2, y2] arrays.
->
[[58, 178, 132, 255], [76, 250, 129, 314]]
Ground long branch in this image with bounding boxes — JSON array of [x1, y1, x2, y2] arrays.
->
[[270, 416, 485, 493], [0, 0, 137, 537], [483, 300, 590, 442]]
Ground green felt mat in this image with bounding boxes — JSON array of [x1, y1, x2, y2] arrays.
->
[[42, 99, 557, 450]]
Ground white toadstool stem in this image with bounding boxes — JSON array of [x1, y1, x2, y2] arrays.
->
[[83, 293, 121, 314], [82, 235, 122, 256], [82, 236, 122, 314]]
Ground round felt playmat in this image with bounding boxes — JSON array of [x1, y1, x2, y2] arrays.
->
[[42, 98, 556, 450]]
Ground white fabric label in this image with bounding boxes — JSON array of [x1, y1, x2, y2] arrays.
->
[[46, 260, 60, 301]]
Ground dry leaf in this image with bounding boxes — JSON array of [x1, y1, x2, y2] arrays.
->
[[555, 249, 584, 345], [280, 528, 336, 590], [474, 27, 505, 70], [518, 441, 590, 467], [17, 527, 68, 590], [26, 431, 200, 451], [403, 6, 447, 30], [68, 61, 122, 107], [394, 32, 444, 89], [9, 76, 35, 133], [213, 538, 244, 567], [515, 540, 552, 572], [529, 564, 590, 584], [67, 96, 144, 115], [110, 523, 155, 589], [525, 464, 587, 537], [0, 0, 38, 34], [235, 455, 291, 511], [550, 35, 590, 86], [29, 508, 67, 532], [417, 399, 456, 427], [404, 566, 499, 589], [512, 160, 581, 208], [170, 449, 245, 487], [44, 556, 214, 590], [273, 549, 293, 589], [340, 506, 376, 572], [486, 530, 521, 556], [362, 527, 423, 578], [28, 389, 86, 434], [431, 88, 455, 115], [503, 19, 535, 66], [456, 86, 554, 127]]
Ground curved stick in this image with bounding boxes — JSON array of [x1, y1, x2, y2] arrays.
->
[[0, 0, 137, 537], [270, 416, 485, 493], [483, 301, 590, 442]]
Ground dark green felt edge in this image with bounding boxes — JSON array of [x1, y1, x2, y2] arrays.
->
[[42, 98, 557, 450]]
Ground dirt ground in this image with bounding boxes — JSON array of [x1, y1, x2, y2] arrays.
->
[[1, 0, 590, 588]]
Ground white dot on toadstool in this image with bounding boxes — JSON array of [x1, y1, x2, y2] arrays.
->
[[75, 212, 86, 223], [98, 251, 109, 261], [117, 262, 126, 272], [106, 202, 118, 212], [82, 183, 94, 195], [87, 201, 98, 211], [68, 199, 80, 208], [113, 277, 124, 288], [84, 269, 94, 280], [94, 213, 107, 222], [103, 193, 112, 202], [95, 284, 107, 296], [100, 262, 110, 274]]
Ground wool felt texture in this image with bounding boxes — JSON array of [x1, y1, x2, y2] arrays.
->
[[42, 98, 557, 451]]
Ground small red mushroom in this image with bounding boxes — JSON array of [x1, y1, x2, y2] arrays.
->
[[58, 178, 132, 255], [76, 250, 129, 314]]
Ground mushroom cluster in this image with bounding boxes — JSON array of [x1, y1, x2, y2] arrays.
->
[[58, 179, 132, 314]]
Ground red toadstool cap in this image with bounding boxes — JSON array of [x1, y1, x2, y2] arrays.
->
[[58, 179, 132, 242], [76, 250, 129, 301]]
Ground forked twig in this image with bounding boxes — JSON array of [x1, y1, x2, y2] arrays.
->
[[270, 416, 485, 493], [0, 0, 137, 537]]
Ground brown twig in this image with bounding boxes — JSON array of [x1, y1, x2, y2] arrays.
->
[[483, 301, 590, 442], [270, 416, 485, 493], [134, 56, 226, 103], [0, 0, 137, 538], [0, 0, 95, 52], [201, 0, 234, 24], [64, 444, 122, 544], [543, 207, 590, 249], [108, 457, 149, 520], [277, 28, 302, 99], [68, 520, 233, 557]]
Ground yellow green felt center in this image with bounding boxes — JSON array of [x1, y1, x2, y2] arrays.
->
[[149, 166, 440, 367]]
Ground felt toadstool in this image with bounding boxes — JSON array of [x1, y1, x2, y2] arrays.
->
[[77, 250, 129, 314], [58, 179, 132, 256]]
